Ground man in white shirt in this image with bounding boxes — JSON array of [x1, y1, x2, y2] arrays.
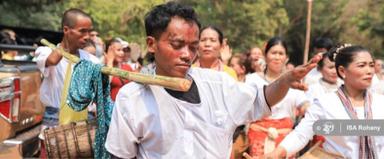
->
[[35, 8, 99, 149], [105, 2, 321, 159]]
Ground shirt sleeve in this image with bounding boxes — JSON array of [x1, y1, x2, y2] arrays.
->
[[105, 92, 139, 158], [35, 46, 52, 77], [222, 73, 271, 126], [279, 98, 325, 156]]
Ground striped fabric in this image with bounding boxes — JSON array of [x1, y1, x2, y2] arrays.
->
[[336, 85, 377, 159]]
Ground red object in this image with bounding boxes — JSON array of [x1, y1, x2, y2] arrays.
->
[[40, 140, 47, 159], [110, 64, 133, 101], [0, 100, 11, 118], [312, 135, 325, 148], [0, 78, 20, 121], [13, 78, 20, 92], [247, 117, 294, 157]]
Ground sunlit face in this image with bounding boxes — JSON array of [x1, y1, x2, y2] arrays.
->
[[90, 31, 99, 42], [64, 16, 93, 50], [249, 47, 264, 71], [374, 59, 383, 73], [265, 44, 287, 74], [250, 47, 263, 61], [229, 56, 245, 76], [198, 28, 222, 62], [339, 51, 374, 90], [108, 42, 124, 63], [319, 58, 338, 84], [147, 17, 199, 78]]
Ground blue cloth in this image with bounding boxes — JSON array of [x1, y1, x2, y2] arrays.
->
[[42, 106, 59, 127], [67, 60, 113, 159]]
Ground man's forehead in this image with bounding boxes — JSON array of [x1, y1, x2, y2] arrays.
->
[[168, 31, 198, 41], [165, 18, 199, 41], [73, 15, 92, 26]]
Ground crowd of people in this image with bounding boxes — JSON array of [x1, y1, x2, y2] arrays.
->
[[2, 1, 384, 159]]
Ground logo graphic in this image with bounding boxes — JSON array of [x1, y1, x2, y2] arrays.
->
[[322, 121, 335, 135]]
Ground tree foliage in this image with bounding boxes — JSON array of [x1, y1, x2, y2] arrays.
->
[[0, 0, 64, 31], [348, 0, 384, 58], [1, 0, 384, 60], [181, 0, 289, 52], [283, 0, 348, 64], [65, 0, 165, 44]]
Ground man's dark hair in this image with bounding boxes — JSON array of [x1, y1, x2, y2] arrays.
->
[[145, 2, 201, 39], [313, 37, 333, 51], [200, 26, 224, 44], [62, 8, 92, 29]]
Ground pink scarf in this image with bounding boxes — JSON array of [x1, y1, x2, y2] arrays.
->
[[336, 85, 377, 159]]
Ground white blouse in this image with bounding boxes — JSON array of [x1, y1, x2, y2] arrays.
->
[[246, 73, 308, 119], [279, 92, 384, 159], [306, 78, 341, 104]]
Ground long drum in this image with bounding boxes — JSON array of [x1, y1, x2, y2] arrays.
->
[[44, 120, 96, 159]]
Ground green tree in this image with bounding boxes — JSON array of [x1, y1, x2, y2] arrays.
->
[[349, 0, 384, 58], [283, 0, 348, 64], [181, 0, 289, 52], [0, 0, 65, 31], [65, 0, 165, 47]]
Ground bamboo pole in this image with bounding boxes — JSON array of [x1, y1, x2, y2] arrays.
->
[[303, 0, 313, 64], [40, 39, 192, 92]]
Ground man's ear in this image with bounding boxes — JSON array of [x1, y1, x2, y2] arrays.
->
[[147, 36, 157, 54], [63, 26, 70, 34]]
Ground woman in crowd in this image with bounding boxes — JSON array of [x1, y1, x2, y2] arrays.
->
[[269, 44, 384, 159], [245, 37, 309, 158], [306, 51, 342, 102], [247, 46, 265, 73], [104, 38, 133, 101], [195, 26, 237, 80], [229, 54, 248, 82]]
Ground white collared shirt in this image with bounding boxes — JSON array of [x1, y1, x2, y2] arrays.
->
[[105, 68, 271, 159], [279, 92, 384, 159], [35, 46, 100, 108]]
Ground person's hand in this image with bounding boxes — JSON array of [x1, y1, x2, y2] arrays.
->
[[285, 53, 322, 91], [220, 38, 232, 65], [104, 51, 115, 67]]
